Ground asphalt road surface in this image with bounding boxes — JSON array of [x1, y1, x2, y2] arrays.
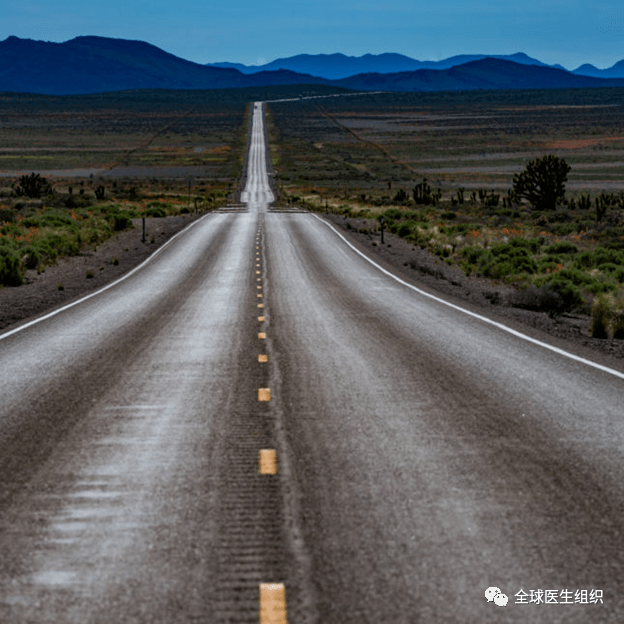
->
[[1, 101, 624, 623]]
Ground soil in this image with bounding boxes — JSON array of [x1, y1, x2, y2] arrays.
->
[[0, 213, 201, 332], [2, 209, 623, 372], [322, 212, 624, 370]]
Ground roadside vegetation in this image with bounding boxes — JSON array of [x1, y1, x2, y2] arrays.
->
[[0, 173, 232, 286], [267, 88, 624, 339], [0, 85, 350, 290]]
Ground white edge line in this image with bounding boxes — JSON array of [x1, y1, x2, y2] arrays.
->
[[311, 213, 624, 381], [0, 212, 212, 341]]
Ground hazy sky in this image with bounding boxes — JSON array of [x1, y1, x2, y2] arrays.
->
[[4, 0, 623, 69]]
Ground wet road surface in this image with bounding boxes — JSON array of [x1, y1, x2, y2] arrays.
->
[[1, 102, 624, 623]]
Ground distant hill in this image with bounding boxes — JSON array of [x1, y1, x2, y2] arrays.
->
[[207, 51, 563, 80], [573, 60, 624, 79], [2, 36, 624, 95], [335, 58, 624, 92], [0, 36, 330, 95]]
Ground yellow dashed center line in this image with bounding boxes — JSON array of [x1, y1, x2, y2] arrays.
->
[[259, 449, 277, 474], [256, 271, 261, 274], [258, 354, 268, 362], [258, 303, 264, 309], [259, 583, 287, 624], [258, 294, 263, 298], [258, 332, 266, 339], [258, 388, 271, 401], [258, 316, 265, 322]]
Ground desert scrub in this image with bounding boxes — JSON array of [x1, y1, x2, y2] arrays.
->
[[613, 294, 624, 339], [590, 292, 624, 338], [0, 242, 24, 286], [591, 294, 611, 338]]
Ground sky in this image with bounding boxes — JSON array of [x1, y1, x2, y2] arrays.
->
[[3, 0, 624, 70]]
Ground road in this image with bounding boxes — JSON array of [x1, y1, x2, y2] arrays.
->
[[1, 101, 624, 623]]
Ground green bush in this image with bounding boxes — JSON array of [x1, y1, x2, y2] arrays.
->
[[112, 211, 133, 231], [21, 245, 40, 270], [33, 233, 79, 263], [543, 278, 583, 313], [545, 241, 578, 255], [549, 223, 576, 236], [0, 243, 24, 286], [0, 222, 21, 237], [20, 216, 40, 228], [487, 243, 537, 275], [14, 173, 52, 199], [613, 297, 624, 339], [40, 211, 78, 230], [383, 208, 403, 221], [461, 245, 487, 266], [590, 295, 611, 338], [396, 222, 413, 238], [508, 284, 566, 316], [144, 206, 166, 218]]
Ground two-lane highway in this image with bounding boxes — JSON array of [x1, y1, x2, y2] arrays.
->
[[1, 100, 624, 623]]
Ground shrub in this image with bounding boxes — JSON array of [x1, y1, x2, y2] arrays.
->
[[14, 173, 52, 199], [549, 223, 576, 236], [590, 295, 611, 338], [613, 302, 624, 339], [20, 216, 40, 228], [512, 155, 571, 211], [112, 211, 133, 231], [40, 211, 77, 230], [545, 241, 578, 255], [541, 278, 583, 313], [0, 244, 24, 286], [461, 245, 487, 266], [21, 245, 40, 270], [509, 284, 570, 317], [393, 189, 409, 202], [145, 206, 166, 218], [396, 223, 413, 238], [383, 208, 403, 221]]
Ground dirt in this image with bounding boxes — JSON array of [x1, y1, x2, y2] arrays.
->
[[0, 213, 201, 331], [2, 209, 623, 370], [322, 212, 624, 368]]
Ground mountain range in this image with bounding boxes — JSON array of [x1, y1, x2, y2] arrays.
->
[[2, 35, 624, 95], [208, 52, 572, 80], [208, 51, 624, 80]]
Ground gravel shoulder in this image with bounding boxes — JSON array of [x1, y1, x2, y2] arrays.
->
[[0, 213, 202, 332], [2, 208, 623, 368], [320, 212, 624, 367]]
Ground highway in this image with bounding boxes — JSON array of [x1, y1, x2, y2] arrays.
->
[[1, 101, 624, 623]]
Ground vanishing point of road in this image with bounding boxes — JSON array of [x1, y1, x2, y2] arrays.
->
[[1, 101, 624, 623]]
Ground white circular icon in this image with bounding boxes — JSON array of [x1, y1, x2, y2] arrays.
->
[[485, 587, 501, 602], [485, 586, 508, 607], [495, 592, 508, 606]]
